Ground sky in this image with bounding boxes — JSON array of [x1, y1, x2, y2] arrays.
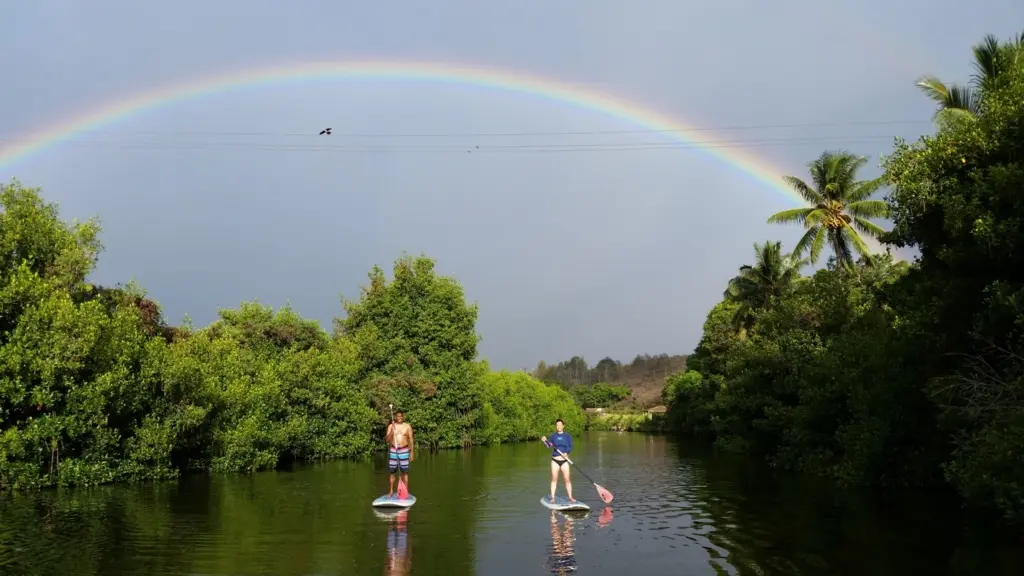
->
[[1, 1, 1022, 369]]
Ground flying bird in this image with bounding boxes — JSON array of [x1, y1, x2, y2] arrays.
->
[[319, 128, 332, 135]]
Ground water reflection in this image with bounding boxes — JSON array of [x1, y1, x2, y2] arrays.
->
[[546, 511, 579, 574], [374, 509, 412, 576], [0, 434, 1021, 575]]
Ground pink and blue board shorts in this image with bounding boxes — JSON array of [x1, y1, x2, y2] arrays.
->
[[389, 446, 410, 473]]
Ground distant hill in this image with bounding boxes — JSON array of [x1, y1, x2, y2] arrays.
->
[[530, 353, 688, 408]]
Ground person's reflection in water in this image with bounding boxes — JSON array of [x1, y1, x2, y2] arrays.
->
[[384, 509, 411, 576], [546, 511, 578, 574]]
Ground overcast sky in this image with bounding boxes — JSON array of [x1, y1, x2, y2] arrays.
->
[[1, 0, 1021, 369]]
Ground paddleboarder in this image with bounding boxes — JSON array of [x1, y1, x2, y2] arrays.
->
[[541, 418, 575, 504], [386, 410, 414, 498]]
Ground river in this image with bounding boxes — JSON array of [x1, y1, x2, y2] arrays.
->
[[0, 432, 1020, 575]]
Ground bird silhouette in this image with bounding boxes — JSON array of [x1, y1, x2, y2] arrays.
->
[[319, 128, 332, 135]]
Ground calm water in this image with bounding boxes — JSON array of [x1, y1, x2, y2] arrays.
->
[[1, 432, 1021, 575]]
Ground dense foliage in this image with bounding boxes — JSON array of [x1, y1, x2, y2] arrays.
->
[[533, 353, 686, 408], [664, 31, 1024, 524], [0, 182, 581, 490], [567, 383, 631, 409], [533, 353, 685, 387]]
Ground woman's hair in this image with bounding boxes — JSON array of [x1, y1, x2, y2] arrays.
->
[[555, 418, 564, 425]]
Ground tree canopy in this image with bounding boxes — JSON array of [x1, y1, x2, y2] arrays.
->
[[664, 30, 1024, 526], [0, 180, 581, 490]]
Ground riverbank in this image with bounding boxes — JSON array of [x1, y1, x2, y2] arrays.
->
[[584, 410, 661, 432]]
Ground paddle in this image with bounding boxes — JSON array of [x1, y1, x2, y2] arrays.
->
[[542, 439, 614, 504], [389, 404, 409, 500]]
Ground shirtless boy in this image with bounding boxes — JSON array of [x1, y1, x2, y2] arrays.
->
[[386, 410, 414, 497]]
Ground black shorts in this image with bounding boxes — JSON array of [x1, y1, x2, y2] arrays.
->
[[551, 457, 569, 467]]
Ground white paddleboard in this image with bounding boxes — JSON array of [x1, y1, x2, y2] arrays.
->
[[372, 494, 417, 508], [540, 496, 590, 511]]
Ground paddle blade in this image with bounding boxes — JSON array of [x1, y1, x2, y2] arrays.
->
[[397, 478, 409, 500], [595, 483, 613, 504]]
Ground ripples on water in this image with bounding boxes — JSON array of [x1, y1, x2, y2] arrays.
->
[[0, 432, 1021, 575]]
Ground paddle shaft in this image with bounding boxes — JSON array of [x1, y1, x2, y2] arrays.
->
[[388, 406, 396, 449], [548, 444, 599, 487]]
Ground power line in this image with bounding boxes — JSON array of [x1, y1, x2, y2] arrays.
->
[[0, 118, 932, 141], [0, 134, 905, 154]]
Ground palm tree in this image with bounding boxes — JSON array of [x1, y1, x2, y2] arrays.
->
[[916, 31, 1024, 123], [767, 150, 888, 268], [724, 240, 808, 334]]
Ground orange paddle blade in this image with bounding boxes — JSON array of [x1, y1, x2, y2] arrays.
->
[[595, 483, 613, 504]]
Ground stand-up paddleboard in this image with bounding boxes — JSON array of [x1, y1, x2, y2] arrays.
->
[[540, 496, 590, 511], [372, 494, 417, 508]]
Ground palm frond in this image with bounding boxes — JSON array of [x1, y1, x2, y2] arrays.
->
[[828, 228, 855, 268], [767, 207, 813, 225], [972, 34, 1002, 90], [845, 175, 887, 203], [916, 76, 952, 105], [846, 199, 889, 219], [781, 175, 824, 205], [803, 208, 829, 227], [807, 154, 831, 195], [834, 154, 869, 195], [841, 224, 872, 261], [792, 225, 821, 259], [916, 76, 979, 117], [852, 216, 888, 239], [730, 302, 753, 335], [810, 226, 827, 264]]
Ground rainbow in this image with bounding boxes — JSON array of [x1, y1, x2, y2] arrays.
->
[[0, 59, 804, 205]]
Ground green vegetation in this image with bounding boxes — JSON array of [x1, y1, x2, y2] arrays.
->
[[584, 412, 649, 432], [533, 353, 687, 407], [664, 30, 1024, 524], [0, 181, 581, 490], [767, 150, 888, 268], [568, 382, 630, 409]]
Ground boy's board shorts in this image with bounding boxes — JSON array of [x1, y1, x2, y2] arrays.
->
[[389, 446, 410, 473]]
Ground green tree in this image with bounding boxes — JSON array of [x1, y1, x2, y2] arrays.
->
[[724, 240, 808, 334], [476, 369, 583, 444], [766, 151, 889, 268], [0, 181, 165, 489], [884, 40, 1024, 521], [335, 254, 482, 449], [0, 180, 596, 492], [915, 30, 1024, 124]]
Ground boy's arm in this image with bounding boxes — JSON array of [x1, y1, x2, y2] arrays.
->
[[386, 423, 394, 443], [408, 427, 415, 460]]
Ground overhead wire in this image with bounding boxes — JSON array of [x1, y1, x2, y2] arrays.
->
[[0, 118, 932, 154]]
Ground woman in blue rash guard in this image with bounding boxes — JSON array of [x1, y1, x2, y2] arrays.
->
[[541, 418, 575, 503]]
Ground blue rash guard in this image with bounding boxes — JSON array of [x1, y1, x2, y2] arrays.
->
[[546, 431, 573, 458]]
